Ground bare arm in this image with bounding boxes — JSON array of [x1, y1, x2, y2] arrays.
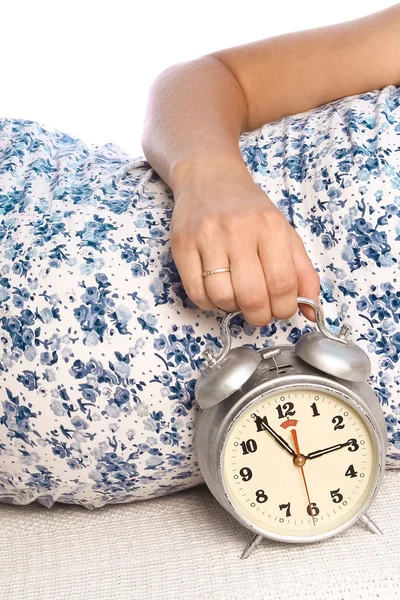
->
[[141, 4, 400, 327], [141, 4, 400, 190]]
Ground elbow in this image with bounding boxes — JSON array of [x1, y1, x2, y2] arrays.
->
[[207, 51, 250, 132]]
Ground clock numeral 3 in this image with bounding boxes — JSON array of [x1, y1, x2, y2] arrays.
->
[[279, 502, 291, 517], [255, 489, 268, 503], [306, 502, 320, 517], [345, 464, 358, 478], [276, 402, 296, 419], [239, 467, 253, 481], [330, 488, 344, 504], [347, 438, 359, 452], [240, 439, 258, 455], [332, 415, 345, 430]]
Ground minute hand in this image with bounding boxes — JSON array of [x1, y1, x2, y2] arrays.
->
[[305, 440, 353, 460]]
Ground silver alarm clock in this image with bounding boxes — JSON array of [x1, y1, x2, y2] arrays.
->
[[194, 297, 387, 559]]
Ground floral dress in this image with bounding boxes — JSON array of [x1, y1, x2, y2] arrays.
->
[[0, 85, 399, 509]]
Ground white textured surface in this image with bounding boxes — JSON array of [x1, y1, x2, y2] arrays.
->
[[0, 471, 399, 600]]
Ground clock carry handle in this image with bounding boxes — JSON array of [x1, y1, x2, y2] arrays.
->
[[202, 296, 351, 367]]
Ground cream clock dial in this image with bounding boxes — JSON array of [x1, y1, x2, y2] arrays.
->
[[223, 386, 378, 538]]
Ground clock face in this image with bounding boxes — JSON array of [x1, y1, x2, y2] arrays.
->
[[222, 386, 379, 539]]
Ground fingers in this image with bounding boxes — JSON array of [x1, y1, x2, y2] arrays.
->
[[257, 211, 298, 321], [171, 240, 220, 312], [171, 201, 320, 327], [289, 228, 321, 322], [202, 233, 271, 325], [199, 244, 241, 314]]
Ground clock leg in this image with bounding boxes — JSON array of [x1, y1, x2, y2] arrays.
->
[[240, 533, 264, 559], [359, 513, 384, 536]]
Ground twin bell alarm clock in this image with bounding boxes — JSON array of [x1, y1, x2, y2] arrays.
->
[[194, 297, 387, 559]]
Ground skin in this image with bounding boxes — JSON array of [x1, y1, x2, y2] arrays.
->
[[141, 4, 400, 327]]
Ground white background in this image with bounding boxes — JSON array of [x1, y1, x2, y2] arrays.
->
[[0, 1, 396, 156]]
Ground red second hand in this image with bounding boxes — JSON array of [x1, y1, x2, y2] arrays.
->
[[291, 428, 316, 527]]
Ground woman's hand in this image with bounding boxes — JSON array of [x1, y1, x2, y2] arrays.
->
[[170, 171, 320, 327]]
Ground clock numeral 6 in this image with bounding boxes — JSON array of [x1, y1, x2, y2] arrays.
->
[[239, 467, 253, 482], [330, 488, 344, 504], [306, 502, 320, 517], [255, 489, 268, 503], [276, 402, 296, 419], [240, 439, 258, 455]]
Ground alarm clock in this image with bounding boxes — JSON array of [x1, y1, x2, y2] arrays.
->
[[194, 297, 387, 559]]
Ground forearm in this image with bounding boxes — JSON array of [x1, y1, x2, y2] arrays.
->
[[212, 4, 400, 131], [141, 4, 400, 191], [141, 56, 250, 191]]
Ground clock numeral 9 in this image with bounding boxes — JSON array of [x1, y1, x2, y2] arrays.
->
[[240, 439, 257, 455], [239, 467, 253, 482], [306, 502, 320, 517], [332, 415, 345, 430], [276, 402, 296, 419], [255, 489, 268, 503], [330, 488, 344, 504]]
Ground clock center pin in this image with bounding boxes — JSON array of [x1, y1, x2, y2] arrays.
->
[[294, 455, 306, 467]]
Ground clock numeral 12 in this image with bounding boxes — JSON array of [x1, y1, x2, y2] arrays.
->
[[276, 402, 296, 419]]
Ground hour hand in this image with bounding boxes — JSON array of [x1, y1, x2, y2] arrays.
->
[[305, 439, 355, 460], [254, 415, 296, 457]]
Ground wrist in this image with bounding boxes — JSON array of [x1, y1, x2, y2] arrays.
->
[[169, 151, 252, 193]]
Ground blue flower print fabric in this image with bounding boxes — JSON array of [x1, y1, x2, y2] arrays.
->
[[0, 85, 399, 509]]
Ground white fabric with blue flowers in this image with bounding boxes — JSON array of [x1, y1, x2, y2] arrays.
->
[[0, 85, 399, 509]]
